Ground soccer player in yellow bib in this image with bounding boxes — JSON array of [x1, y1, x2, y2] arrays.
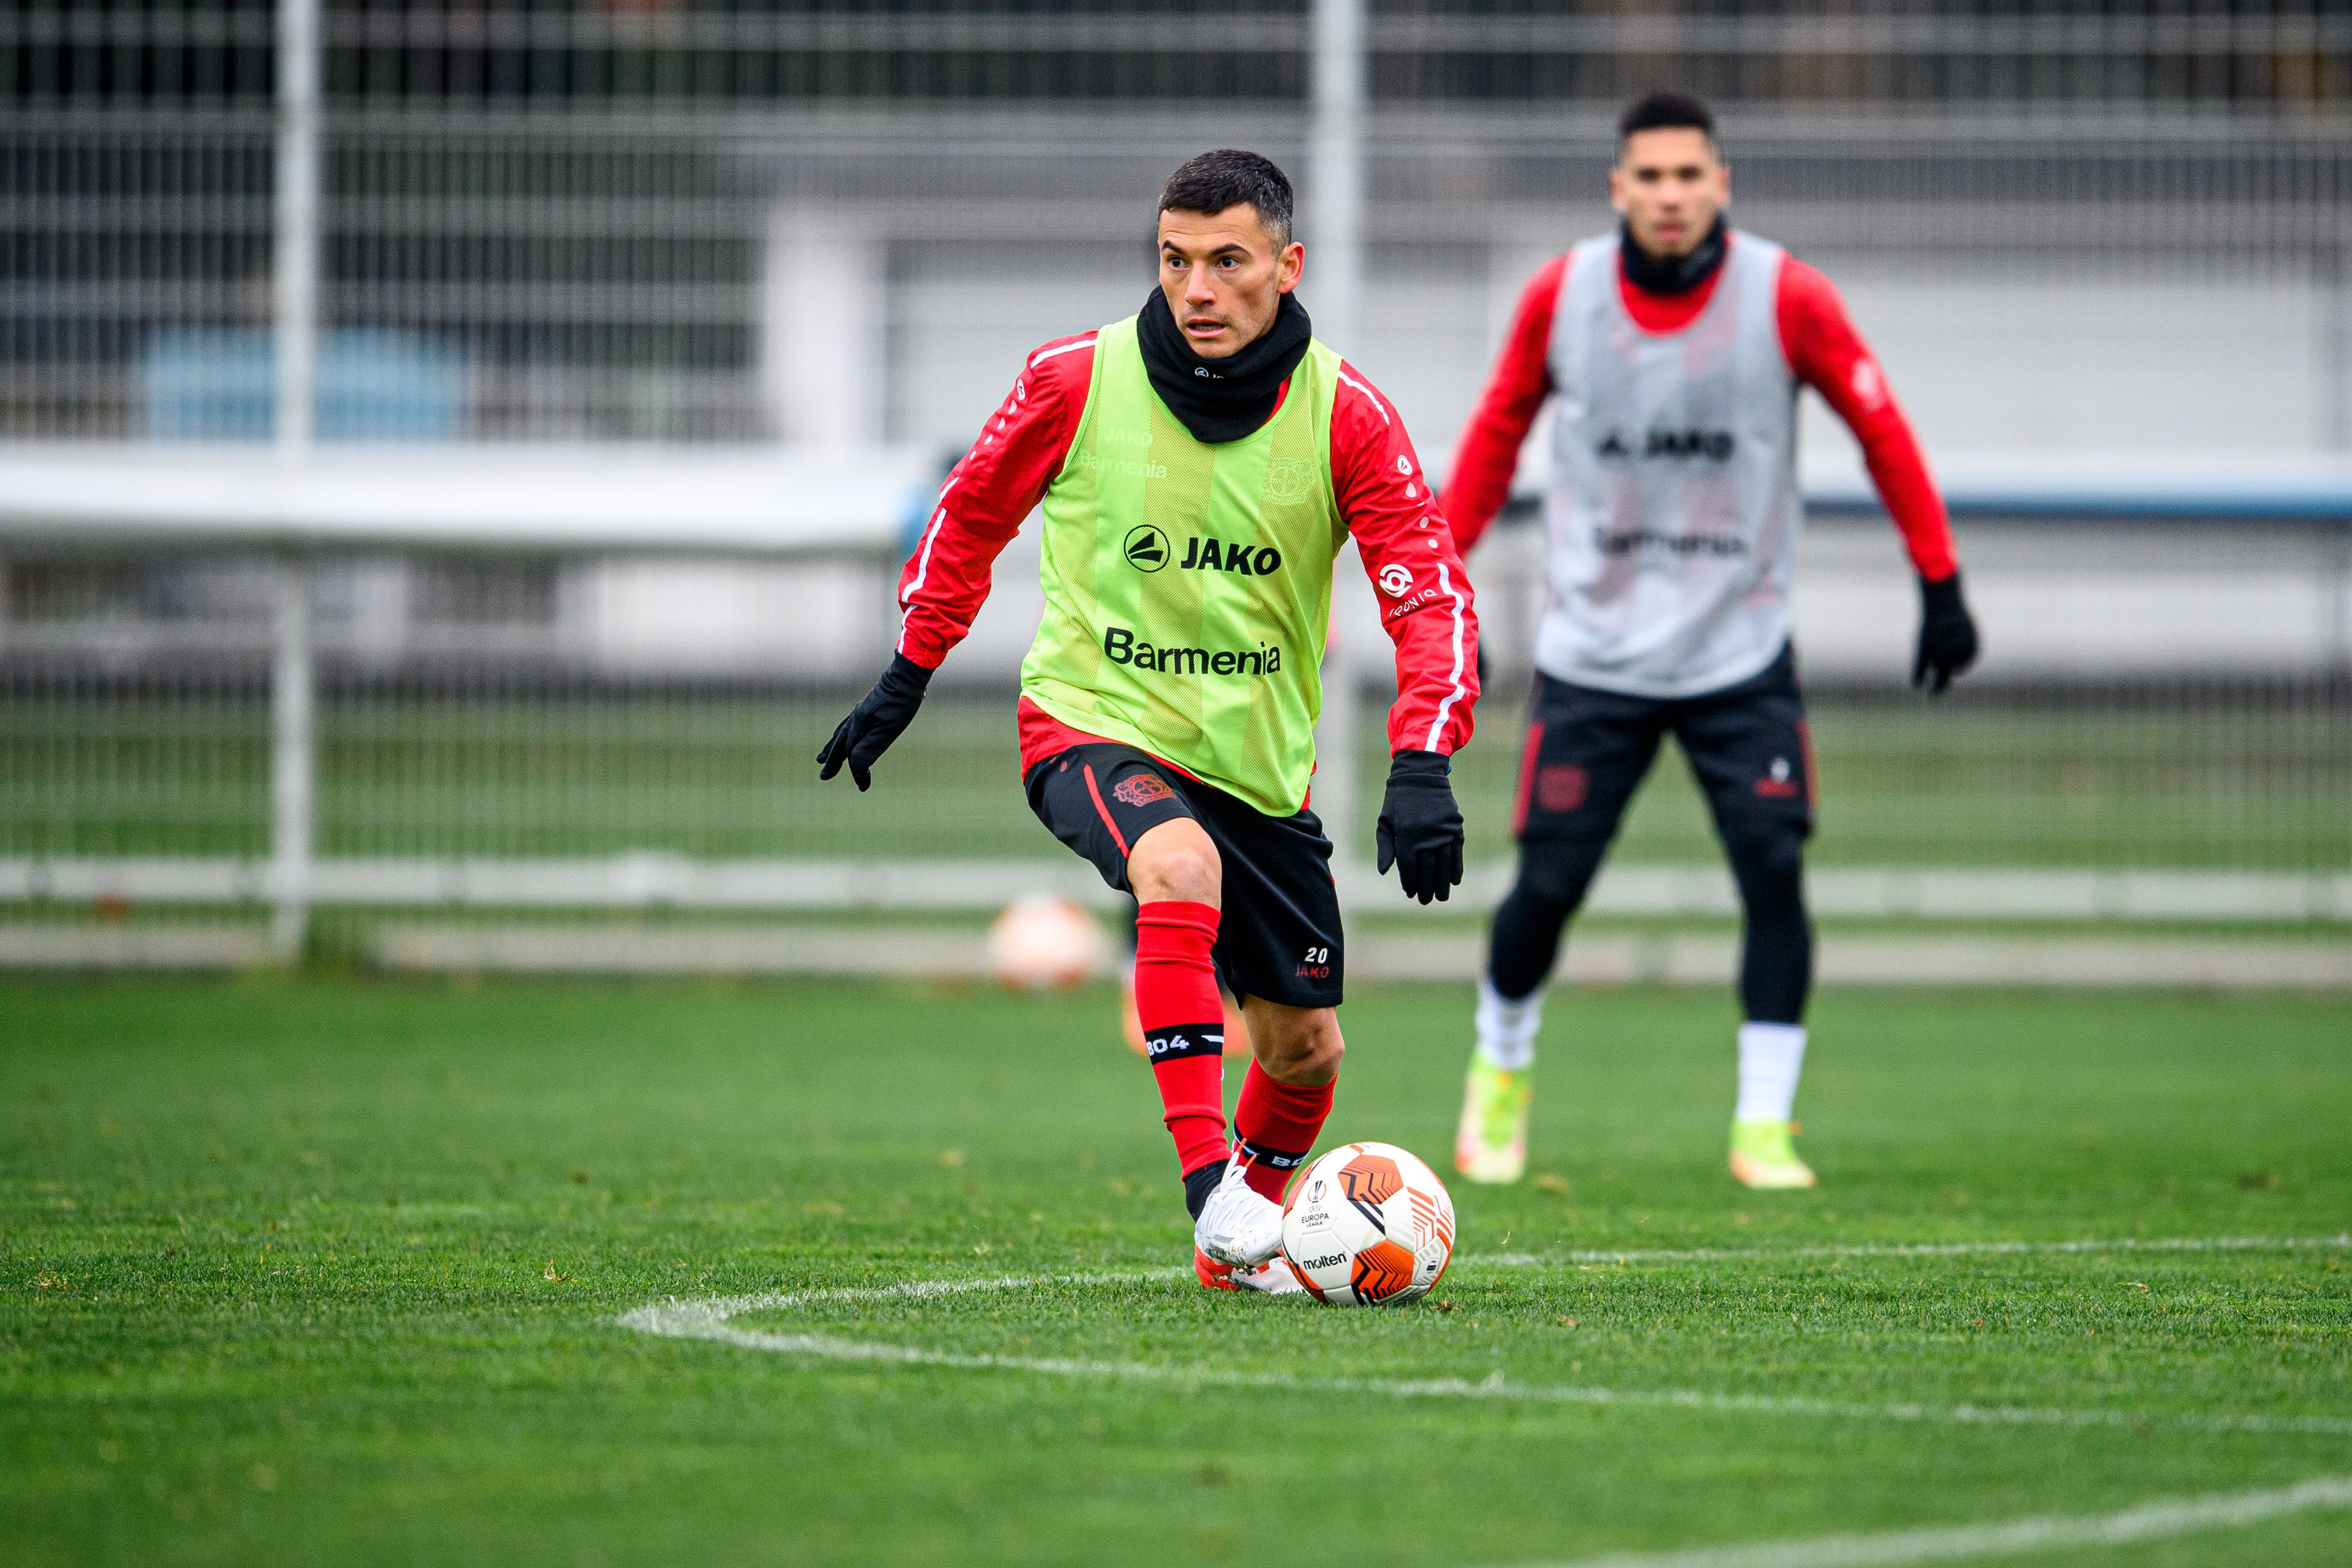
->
[[821, 151, 1481, 1293]]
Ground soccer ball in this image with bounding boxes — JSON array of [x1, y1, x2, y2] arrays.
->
[[985, 895, 1110, 992], [1279, 1141, 1455, 1306]]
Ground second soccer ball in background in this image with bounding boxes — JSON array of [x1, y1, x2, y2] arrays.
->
[[986, 895, 1112, 992]]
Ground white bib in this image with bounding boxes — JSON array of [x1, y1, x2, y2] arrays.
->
[[1539, 229, 1802, 698]]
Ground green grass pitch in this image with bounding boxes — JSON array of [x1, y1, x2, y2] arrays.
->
[[5, 975, 2349, 1566]]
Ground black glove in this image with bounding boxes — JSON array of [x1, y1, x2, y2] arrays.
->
[[1913, 571, 1979, 695], [1376, 749, 1465, 905], [817, 654, 933, 791]]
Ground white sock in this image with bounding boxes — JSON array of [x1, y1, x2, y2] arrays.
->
[[1474, 976, 1545, 1072], [1734, 1022, 1807, 1124]]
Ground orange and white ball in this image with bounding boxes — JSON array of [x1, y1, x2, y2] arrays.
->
[[985, 895, 1110, 992], [1279, 1141, 1456, 1306]]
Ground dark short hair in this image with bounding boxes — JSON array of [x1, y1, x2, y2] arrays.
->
[[1158, 149, 1295, 249], [1617, 91, 1719, 156]]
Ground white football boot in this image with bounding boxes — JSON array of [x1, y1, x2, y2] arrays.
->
[[1232, 1255, 1312, 1296], [1192, 1152, 1285, 1269]]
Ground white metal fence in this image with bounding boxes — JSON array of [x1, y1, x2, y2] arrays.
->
[[4, 513, 2346, 965], [4, 2, 2350, 965]]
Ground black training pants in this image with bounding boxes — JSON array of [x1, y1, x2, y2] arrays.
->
[[1489, 642, 1815, 1024]]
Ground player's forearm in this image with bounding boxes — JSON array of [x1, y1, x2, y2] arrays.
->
[[1856, 423, 1959, 582], [1825, 369, 1957, 580], [1439, 411, 1534, 556], [891, 614, 960, 671], [1379, 587, 1481, 758], [1778, 258, 1959, 582], [895, 351, 1082, 665], [894, 487, 1013, 668], [1328, 366, 1482, 756]]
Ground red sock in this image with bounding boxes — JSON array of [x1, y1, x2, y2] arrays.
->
[[1235, 1061, 1333, 1203], [1132, 900, 1229, 1179]]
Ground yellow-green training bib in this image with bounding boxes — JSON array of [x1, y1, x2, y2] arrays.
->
[[1019, 315, 1345, 816]]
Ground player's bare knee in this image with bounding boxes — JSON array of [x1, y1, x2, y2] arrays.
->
[[1293, 1023, 1344, 1083], [1251, 1004, 1342, 1086], [1127, 818, 1221, 906]]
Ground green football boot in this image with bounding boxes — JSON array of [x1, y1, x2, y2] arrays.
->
[[1454, 1056, 1533, 1186], [1728, 1118, 1817, 1189]]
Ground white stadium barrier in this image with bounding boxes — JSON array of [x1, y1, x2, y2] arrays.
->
[[5, 1, 2348, 967]]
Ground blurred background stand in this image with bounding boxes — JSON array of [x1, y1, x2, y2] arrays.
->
[[0, 0, 2346, 975]]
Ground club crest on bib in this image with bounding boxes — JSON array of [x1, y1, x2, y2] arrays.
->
[[1261, 456, 1313, 505], [1111, 772, 1175, 807]]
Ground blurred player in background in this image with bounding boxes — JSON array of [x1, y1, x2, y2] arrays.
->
[[1444, 92, 1978, 1190], [821, 150, 1480, 1290]]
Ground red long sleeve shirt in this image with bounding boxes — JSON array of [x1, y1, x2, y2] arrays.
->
[[1441, 247, 1959, 581], [897, 330, 1480, 785]]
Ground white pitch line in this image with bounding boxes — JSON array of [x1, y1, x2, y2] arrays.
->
[[1467, 1233, 2352, 1268], [1502, 1474, 2352, 1568], [686, 1269, 1182, 1314], [616, 1269, 2352, 1440]]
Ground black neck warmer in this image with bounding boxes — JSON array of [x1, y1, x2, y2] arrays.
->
[[1619, 214, 1728, 296], [1136, 287, 1314, 445]]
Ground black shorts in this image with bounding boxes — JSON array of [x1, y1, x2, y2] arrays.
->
[[1512, 641, 1816, 846], [1025, 743, 1344, 1009]]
